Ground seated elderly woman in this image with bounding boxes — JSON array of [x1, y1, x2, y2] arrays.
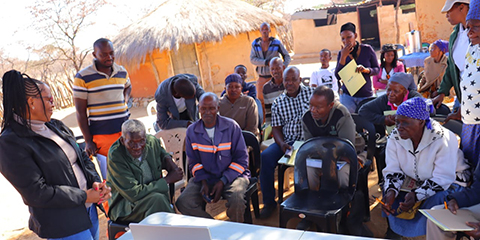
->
[[359, 72, 421, 129], [418, 40, 449, 99], [382, 97, 470, 238], [219, 73, 259, 137]]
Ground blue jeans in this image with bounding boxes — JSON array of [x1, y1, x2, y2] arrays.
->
[[48, 205, 99, 240], [340, 93, 371, 113], [260, 142, 291, 205]]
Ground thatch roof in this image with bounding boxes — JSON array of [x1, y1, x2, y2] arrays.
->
[[113, 0, 286, 67]]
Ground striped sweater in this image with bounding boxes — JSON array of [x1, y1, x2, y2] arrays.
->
[[73, 62, 131, 135]]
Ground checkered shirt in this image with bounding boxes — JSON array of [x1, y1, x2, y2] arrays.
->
[[271, 85, 314, 142]]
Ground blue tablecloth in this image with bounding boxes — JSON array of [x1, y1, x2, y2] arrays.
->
[[399, 52, 430, 68]]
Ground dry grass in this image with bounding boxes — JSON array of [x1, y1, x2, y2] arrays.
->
[[113, 0, 285, 69]]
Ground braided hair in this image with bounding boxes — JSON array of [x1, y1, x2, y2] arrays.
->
[[1, 70, 46, 132]]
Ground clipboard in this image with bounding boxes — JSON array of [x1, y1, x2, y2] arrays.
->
[[338, 59, 366, 95]]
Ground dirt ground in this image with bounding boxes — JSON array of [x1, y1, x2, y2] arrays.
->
[[3, 151, 405, 240], [1, 58, 427, 240]]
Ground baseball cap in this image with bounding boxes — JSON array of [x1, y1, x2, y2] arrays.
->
[[441, 0, 470, 13]]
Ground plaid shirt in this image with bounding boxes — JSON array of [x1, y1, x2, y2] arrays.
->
[[271, 85, 314, 142]]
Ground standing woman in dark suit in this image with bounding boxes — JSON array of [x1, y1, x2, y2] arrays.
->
[[335, 22, 380, 113], [0, 70, 110, 240]]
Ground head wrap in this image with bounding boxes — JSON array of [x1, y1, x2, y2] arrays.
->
[[225, 73, 243, 86], [389, 72, 417, 91], [396, 97, 434, 129], [467, 0, 480, 21], [433, 39, 449, 53], [340, 22, 356, 34]]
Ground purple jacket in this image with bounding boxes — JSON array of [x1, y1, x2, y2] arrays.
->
[[335, 44, 380, 98], [186, 115, 250, 185]]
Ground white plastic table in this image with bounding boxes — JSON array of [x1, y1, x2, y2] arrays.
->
[[117, 212, 380, 240], [117, 212, 305, 240]]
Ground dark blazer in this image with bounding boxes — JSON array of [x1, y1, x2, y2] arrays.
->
[[155, 74, 205, 130], [0, 119, 101, 238]]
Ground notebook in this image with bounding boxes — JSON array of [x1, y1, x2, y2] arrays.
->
[[129, 223, 212, 240], [419, 209, 478, 231]]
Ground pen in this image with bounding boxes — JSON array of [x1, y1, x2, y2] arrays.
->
[[372, 195, 386, 207], [444, 201, 448, 210]]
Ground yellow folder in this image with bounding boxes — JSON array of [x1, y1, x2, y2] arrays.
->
[[338, 59, 366, 95]]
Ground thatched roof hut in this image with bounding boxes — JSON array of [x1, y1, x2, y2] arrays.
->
[[113, 0, 286, 97]]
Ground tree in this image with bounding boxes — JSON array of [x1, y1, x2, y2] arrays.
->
[[29, 0, 107, 83]]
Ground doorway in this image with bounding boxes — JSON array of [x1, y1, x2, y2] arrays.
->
[[170, 44, 201, 77], [358, 5, 380, 49]]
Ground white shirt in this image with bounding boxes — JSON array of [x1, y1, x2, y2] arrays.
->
[[173, 96, 187, 113], [381, 67, 394, 80], [460, 44, 480, 124], [205, 127, 215, 142], [310, 67, 339, 92], [452, 24, 470, 79]]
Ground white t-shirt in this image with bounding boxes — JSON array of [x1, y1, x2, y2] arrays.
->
[[173, 96, 187, 113], [310, 67, 339, 92], [460, 44, 480, 124], [452, 24, 469, 79], [205, 127, 215, 142]]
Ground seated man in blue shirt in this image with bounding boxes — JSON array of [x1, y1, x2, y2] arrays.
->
[[175, 92, 250, 222]]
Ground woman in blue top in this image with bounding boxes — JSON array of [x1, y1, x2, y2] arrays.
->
[[335, 22, 380, 113]]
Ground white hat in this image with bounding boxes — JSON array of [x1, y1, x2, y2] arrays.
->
[[441, 0, 470, 13]]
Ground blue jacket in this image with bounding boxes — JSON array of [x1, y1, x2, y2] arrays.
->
[[155, 74, 205, 130], [186, 115, 250, 185], [250, 37, 291, 76], [449, 161, 480, 208]]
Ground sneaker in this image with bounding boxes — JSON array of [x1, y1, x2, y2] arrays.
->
[[259, 204, 276, 219]]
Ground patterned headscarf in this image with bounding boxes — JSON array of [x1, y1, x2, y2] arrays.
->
[[467, 0, 480, 21], [396, 97, 434, 129], [433, 39, 449, 53]]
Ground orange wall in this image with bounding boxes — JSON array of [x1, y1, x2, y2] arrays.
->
[[377, 5, 417, 47], [122, 29, 283, 97], [291, 12, 360, 55], [123, 50, 173, 98], [416, 0, 452, 44], [199, 32, 262, 93]]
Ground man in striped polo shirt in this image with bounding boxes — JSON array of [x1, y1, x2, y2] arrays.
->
[[73, 38, 131, 172]]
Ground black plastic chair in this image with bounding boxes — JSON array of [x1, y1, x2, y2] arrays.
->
[[432, 116, 463, 137], [279, 137, 358, 233], [242, 131, 261, 223], [355, 96, 376, 114], [107, 220, 128, 240], [351, 113, 375, 221]]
